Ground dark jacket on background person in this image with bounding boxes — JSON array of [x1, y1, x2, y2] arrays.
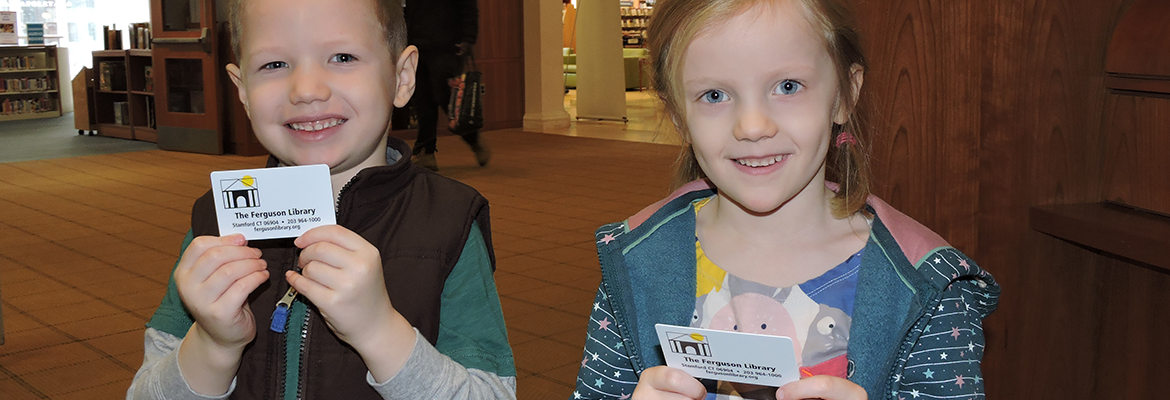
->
[[404, 0, 479, 50]]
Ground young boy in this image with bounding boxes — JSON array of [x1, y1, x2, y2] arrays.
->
[[126, 0, 515, 398]]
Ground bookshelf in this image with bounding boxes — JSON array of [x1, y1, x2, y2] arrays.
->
[[620, 7, 652, 48], [0, 46, 63, 122], [92, 49, 156, 142]]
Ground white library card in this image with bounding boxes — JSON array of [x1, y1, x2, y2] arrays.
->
[[655, 323, 800, 387], [210, 164, 336, 240]]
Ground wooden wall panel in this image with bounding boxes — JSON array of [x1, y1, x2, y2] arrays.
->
[[855, 0, 982, 252], [1100, 95, 1170, 215], [477, 0, 524, 130], [853, 0, 1170, 398]]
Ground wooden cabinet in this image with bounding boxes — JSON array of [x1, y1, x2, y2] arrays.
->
[[92, 49, 157, 142], [0, 45, 63, 122]]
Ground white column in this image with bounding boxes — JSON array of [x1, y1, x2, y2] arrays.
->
[[575, 0, 626, 122], [522, 0, 571, 132]]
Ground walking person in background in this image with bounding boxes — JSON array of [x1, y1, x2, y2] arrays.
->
[[405, 0, 490, 171]]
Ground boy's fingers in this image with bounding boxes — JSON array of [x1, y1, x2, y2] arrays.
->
[[295, 225, 366, 252], [216, 269, 270, 310], [286, 270, 331, 304], [299, 260, 343, 290], [203, 259, 268, 302], [776, 375, 866, 400], [297, 241, 351, 271], [192, 245, 264, 283]]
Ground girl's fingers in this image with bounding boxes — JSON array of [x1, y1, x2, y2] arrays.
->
[[638, 366, 707, 400], [776, 375, 866, 400]]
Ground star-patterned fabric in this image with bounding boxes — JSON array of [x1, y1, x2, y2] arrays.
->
[[889, 247, 991, 399]]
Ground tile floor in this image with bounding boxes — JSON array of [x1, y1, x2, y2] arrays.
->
[[0, 127, 680, 400]]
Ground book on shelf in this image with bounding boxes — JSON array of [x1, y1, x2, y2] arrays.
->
[[0, 55, 36, 70], [27, 23, 44, 45], [104, 24, 123, 50], [1, 76, 52, 93], [98, 61, 126, 91], [145, 99, 155, 128], [1, 97, 55, 116], [143, 65, 153, 92], [129, 23, 151, 50], [113, 101, 129, 125]]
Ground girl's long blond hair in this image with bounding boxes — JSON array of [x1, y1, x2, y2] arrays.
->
[[649, 0, 871, 218]]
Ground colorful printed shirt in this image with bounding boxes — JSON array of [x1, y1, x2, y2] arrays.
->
[[692, 199, 861, 399]]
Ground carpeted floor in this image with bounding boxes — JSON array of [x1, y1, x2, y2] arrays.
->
[[0, 129, 678, 400]]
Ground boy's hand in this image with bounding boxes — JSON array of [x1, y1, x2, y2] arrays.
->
[[174, 234, 269, 350], [288, 225, 416, 381], [633, 366, 708, 400], [775, 375, 867, 400]]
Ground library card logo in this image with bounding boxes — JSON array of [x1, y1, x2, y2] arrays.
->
[[221, 175, 260, 209], [667, 331, 713, 357]]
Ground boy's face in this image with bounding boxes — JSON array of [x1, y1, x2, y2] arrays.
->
[[227, 0, 416, 177]]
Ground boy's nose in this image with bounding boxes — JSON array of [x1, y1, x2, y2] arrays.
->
[[289, 66, 331, 104], [732, 103, 778, 142]]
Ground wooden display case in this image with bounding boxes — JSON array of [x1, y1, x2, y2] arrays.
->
[[0, 45, 63, 122], [92, 49, 156, 142]]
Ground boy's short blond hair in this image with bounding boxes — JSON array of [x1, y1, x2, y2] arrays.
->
[[228, 0, 408, 62]]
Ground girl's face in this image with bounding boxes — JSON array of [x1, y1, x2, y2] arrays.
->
[[682, 1, 848, 214]]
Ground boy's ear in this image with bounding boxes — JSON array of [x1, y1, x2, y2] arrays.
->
[[833, 63, 865, 125], [392, 46, 419, 108], [225, 63, 252, 118]]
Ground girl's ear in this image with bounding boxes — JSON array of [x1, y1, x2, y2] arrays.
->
[[833, 64, 865, 125], [393, 45, 420, 108]]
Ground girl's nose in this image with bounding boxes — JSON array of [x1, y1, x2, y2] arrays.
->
[[732, 103, 778, 142], [289, 65, 331, 104]]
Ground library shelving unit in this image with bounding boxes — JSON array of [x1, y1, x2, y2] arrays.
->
[[620, 7, 652, 48], [92, 49, 156, 142], [0, 45, 63, 122]]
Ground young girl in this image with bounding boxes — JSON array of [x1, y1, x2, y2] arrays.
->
[[570, 0, 999, 399]]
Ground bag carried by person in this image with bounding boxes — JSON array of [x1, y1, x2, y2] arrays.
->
[[447, 52, 485, 134]]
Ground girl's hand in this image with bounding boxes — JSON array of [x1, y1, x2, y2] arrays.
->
[[633, 366, 708, 400], [288, 225, 416, 381], [776, 375, 867, 400], [174, 234, 268, 350]]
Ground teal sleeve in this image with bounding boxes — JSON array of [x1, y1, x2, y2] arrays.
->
[[434, 221, 517, 377], [146, 229, 196, 338]]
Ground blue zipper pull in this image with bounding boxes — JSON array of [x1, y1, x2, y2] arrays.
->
[[270, 287, 299, 333]]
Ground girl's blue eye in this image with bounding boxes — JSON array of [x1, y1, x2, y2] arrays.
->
[[260, 61, 287, 70], [331, 53, 358, 63], [701, 90, 728, 104], [774, 80, 802, 95]]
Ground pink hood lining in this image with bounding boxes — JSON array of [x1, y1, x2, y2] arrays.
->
[[625, 180, 949, 266]]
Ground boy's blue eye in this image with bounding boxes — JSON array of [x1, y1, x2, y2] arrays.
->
[[260, 61, 287, 70], [774, 80, 803, 95], [701, 90, 728, 104], [331, 53, 358, 63]]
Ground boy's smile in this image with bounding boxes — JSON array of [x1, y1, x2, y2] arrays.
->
[[226, 0, 417, 192]]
